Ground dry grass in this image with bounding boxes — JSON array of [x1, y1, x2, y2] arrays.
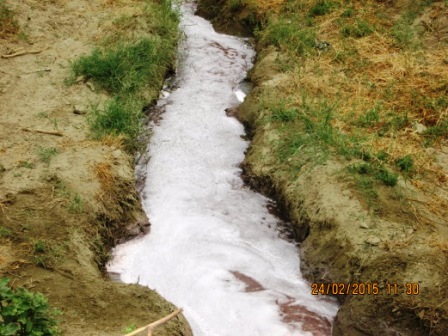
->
[[94, 162, 115, 193], [267, 0, 448, 204], [101, 133, 126, 149]]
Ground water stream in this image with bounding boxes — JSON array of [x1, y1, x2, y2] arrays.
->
[[108, 2, 339, 335]]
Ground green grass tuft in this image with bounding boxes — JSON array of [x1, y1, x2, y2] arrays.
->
[[396, 155, 414, 173], [308, 0, 336, 17], [258, 17, 316, 56], [72, 38, 172, 95], [37, 147, 58, 165], [89, 97, 145, 152], [341, 19, 374, 38]]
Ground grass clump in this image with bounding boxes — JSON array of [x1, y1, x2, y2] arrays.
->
[[269, 100, 299, 122], [72, 38, 172, 95], [31, 239, 65, 269], [350, 162, 398, 187], [258, 16, 316, 56], [422, 119, 448, 142], [0, 225, 12, 238], [0, 278, 61, 336], [341, 19, 374, 38], [89, 97, 145, 151], [0, 0, 19, 39], [37, 147, 58, 165], [71, 0, 179, 153], [396, 155, 414, 173], [308, 0, 336, 17], [356, 105, 381, 128], [376, 167, 398, 186]]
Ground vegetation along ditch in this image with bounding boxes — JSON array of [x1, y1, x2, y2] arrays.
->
[[1, 0, 447, 335]]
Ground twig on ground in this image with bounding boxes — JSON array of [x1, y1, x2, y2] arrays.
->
[[22, 128, 63, 136], [1, 48, 46, 59], [123, 308, 183, 336]]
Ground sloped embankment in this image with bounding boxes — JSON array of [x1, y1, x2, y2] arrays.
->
[[0, 0, 191, 335], [198, 0, 448, 335]]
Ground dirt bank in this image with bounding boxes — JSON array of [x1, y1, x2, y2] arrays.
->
[[0, 0, 191, 335], [198, 0, 448, 335]]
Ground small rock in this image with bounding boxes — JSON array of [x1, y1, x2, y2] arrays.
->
[[86, 82, 95, 92], [73, 105, 87, 115], [112, 149, 121, 160], [360, 222, 370, 229], [406, 228, 414, 236], [365, 236, 381, 246], [341, 190, 350, 197], [75, 75, 85, 83], [225, 107, 238, 117], [413, 122, 427, 134]]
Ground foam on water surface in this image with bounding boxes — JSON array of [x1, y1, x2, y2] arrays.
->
[[108, 2, 339, 335]]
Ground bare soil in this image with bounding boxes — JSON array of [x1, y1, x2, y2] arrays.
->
[[0, 0, 191, 335]]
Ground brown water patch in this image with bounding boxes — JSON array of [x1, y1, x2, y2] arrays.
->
[[278, 298, 332, 336], [231, 271, 265, 292], [232, 271, 332, 335]]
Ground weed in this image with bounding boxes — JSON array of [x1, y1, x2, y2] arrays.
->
[[354, 174, 379, 203], [0, 278, 61, 335], [31, 240, 65, 269], [33, 240, 48, 254], [270, 101, 299, 122], [341, 19, 374, 38], [376, 151, 389, 162], [391, 21, 417, 50], [356, 105, 381, 128], [350, 160, 399, 187], [422, 120, 448, 145], [37, 147, 58, 165], [0, 225, 12, 238], [68, 194, 84, 214], [123, 324, 137, 333], [55, 180, 86, 213], [258, 17, 316, 56], [376, 167, 399, 187], [352, 162, 374, 175], [341, 7, 354, 18], [396, 155, 414, 173], [18, 161, 35, 169]]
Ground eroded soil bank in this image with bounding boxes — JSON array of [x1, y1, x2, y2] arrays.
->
[[197, 0, 448, 335], [0, 0, 191, 335]]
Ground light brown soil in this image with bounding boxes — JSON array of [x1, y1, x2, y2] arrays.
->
[[0, 0, 191, 335]]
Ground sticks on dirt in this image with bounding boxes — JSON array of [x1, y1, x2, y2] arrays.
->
[[22, 128, 63, 136], [1, 49, 46, 59], [123, 308, 183, 336], [23, 68, 52, 74]]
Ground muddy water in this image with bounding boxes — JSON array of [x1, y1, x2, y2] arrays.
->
[[108, 2, 339, 335]]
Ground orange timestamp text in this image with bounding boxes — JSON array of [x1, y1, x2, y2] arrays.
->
[[311, 282, 420, 295]]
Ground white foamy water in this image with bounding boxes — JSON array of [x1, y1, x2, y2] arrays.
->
[[108, 2, 339, 335]]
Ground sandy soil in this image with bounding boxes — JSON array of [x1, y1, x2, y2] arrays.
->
[[0, 0, 191, 335]]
